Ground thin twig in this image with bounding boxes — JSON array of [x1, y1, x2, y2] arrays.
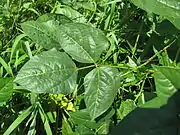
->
[[137, 39, 176, 69], [119, 39, 176, 77]]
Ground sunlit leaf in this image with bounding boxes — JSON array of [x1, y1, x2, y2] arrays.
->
[[56, 23, 109, 63], [84, 66, 121, 119], [21, 20, 60, 50], [15, 49, 77, 94]]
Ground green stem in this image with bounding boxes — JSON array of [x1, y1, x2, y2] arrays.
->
[[119, 39, 176, 77], [137, 39, 176, 69], [132, 19, 144, 57], [134, 73, 148, 103], [76, 64, 96, 71]]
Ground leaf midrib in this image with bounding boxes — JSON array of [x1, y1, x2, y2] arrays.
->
[[23, 23, 58, 44], [16, 67, 76, 81], [61, 25, 96, 63], [157, 0, 180, 11]]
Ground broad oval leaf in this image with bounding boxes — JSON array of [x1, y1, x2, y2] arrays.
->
[[21, 20, 60, 50], [0, 77, 14, 106], [56, 23, 109, 63], [131, 0, 180, 29], [14, 49, 77, 94], [84, 66, 121, 120]]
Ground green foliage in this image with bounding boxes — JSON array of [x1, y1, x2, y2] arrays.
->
[[131, 0, 180, 29], [84, 67, 120, 119], [0, 0, 180, 134], [56, 23, 109, 63], [4, 106, 34, 135], [154, 66, 180, 97], [0, 77, 14, 106], [15, 49, 77, 94], [21, 21, 60, 50], [112, 66, 180, 135]]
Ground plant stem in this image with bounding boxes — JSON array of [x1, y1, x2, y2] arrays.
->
[[132, 19, 144, 58], [137, 39, 176, 69], [134, 73, 148, 103], [120, 39, 176, 77], [76, 65, 96, 71]]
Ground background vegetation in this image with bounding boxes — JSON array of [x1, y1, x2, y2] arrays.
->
[[0, 0, 180, 134]]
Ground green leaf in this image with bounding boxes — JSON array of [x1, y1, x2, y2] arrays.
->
[[96, 120, 111, 135], [36, 13, 72, 24], [111, 94, 180, 135], [21, 20, 60, 50], [75, 1, 96, 11], [96, 108, 115, 125], [55, 6, 86, 23], [38, 104, 53, 135], [10, 34, 26, 63], [153, 66, 180, 97], [117, 99, 136, 119], [153, 47, 172, 66], [75, 125, 94, 135], [4, 106, 34, 135], [0, 77, 14, 106], [166, 17, 180, 30], [0, 57, 13, 76], [111, 66, 180, 135], [27, 109, 38, 135], [69, 109, 97, 129], [62, 118, 77, 135], [56, 23, 109, 63], [14, 49, 77, 94], [131, 0, 180, 29], [84, 66, 121, 119]]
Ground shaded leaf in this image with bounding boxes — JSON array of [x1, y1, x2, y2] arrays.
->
[[96, 108, 115, 125], [97, 120, 111, 135], [0, 77, 14, 106], [38, 104, 52, 135], [117, 99, 136, 119], [27, 109, 38, 135], [4, 106, 34, 135], [75, 125, 94, 135], [111, 94, 180, 135], [153, 66, 180, 97], [111, 65, 180, 135], [69, 109, 97, 129], [131, 0, 180, 29]]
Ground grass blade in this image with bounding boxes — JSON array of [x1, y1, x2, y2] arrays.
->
[[0, 57, 13, 76], [3, 106, 34, 135], [38, 103, 53, 135], [10, 34, 26, 63], [27, 109, 38, 135]]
